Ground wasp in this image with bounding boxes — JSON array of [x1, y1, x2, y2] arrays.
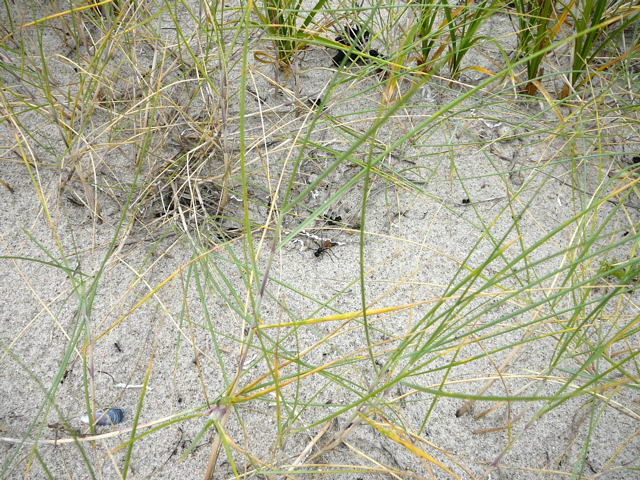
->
[[314, 240, 337, 259]]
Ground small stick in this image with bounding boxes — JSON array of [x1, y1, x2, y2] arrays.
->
[[287, 419, 334, 471]]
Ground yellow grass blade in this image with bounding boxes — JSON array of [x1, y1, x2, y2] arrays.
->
[[1, 0, 117, 43], [357, 410, 461, 479]]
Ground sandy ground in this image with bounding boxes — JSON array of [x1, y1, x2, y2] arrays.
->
[[1, 1, 639, 479]]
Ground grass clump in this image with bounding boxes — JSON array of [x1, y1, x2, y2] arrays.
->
[[254, 0, 329, 68]]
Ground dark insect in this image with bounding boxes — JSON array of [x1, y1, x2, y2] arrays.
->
[[314, 240, 337, 258], [632, 156, 640, 164], [81, 408, 125, 426], [332, 50, 348, 67], [333, 24, 372, 67], [462, 198, 471, 204], [368, 48, 389, 76], [324, 214, 342, 226], [114, 342, 122, 353], [336, 24, 370, 50], [307, 97, 323, 109]]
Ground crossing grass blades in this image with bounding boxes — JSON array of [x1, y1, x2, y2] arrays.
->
[[0, 1, 639, 479]]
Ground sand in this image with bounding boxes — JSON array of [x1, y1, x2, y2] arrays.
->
[[1, 1, 639, 479]]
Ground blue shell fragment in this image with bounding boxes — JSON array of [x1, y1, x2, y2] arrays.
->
[[81, 408, 125, 426]]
